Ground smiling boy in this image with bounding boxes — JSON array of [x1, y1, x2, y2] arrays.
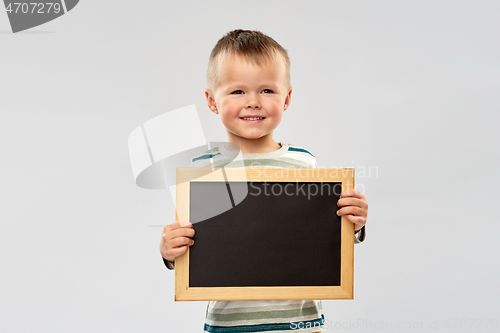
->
[[204, 41, 291, 154], [160, 29, 368, 333]]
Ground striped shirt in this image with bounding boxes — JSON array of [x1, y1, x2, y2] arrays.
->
[[165, 141, 364, 332], [194, 142, 324, 333]]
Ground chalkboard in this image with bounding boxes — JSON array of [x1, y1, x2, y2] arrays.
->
[[174, 168, 354, 301]]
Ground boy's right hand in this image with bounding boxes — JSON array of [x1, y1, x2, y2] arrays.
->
[[160, 221, 195, 265]]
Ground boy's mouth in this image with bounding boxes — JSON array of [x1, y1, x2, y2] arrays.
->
[[240, 117, 265, 122]]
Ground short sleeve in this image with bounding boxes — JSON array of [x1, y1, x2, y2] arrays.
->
[[354, 225, 366, 244], [162, 256, 175, 270]]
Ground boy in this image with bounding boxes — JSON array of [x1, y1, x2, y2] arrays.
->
[[160, 29, 368, 333]]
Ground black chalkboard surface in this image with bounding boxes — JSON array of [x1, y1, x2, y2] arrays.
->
[[189, 181, 342, 288], [174, 168, 354, 301]]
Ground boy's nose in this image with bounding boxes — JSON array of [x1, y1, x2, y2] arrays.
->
[[246, 97, 261, 109]]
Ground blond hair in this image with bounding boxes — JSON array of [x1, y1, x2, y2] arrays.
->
[[207, 29, 290, 92]]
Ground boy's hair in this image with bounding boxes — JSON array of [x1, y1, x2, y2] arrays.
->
[[207, 29, 291, 92]]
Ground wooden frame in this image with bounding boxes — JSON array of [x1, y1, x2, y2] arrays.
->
[[174, 167, 354, 301]]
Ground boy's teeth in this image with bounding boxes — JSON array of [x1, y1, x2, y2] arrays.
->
[[242, 117, 263, 120]]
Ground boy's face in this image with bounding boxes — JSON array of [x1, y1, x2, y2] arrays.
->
[[205, 55, 292, 146]]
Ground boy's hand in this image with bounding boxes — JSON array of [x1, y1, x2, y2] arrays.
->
[[160, 221, 195, 263], [336, 189, 368, 232]]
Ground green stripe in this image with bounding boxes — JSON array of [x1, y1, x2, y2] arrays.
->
[[288, 147, 315, 157], [206, 304, 321, 322]]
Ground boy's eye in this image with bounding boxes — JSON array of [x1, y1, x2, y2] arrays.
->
[[231, 90, 244, 94], [262, 89, 274, 94]]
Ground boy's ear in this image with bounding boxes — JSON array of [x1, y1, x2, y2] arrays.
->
[[205, 88, 218, 114], [284, 86, 292, 111]]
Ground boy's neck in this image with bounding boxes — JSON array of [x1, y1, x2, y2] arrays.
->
[[225, 135, 281, 154]]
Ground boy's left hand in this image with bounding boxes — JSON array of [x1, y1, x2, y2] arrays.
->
[[336, 189, 368, 232]]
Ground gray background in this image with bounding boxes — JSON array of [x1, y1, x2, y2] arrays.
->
[[1, 0, 499, 332]]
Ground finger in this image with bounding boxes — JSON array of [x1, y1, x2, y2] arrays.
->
[[337, 206, 366, 217], [340, 189, 366, 200], [168, 236, 195, 249], [165, 245, 189, 260], [344, 214, 366, 228], [179, 220, 192, 227], [337, 197, 368, 210], [167, 227, 195, 241], [163, 221, 193, 232]]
